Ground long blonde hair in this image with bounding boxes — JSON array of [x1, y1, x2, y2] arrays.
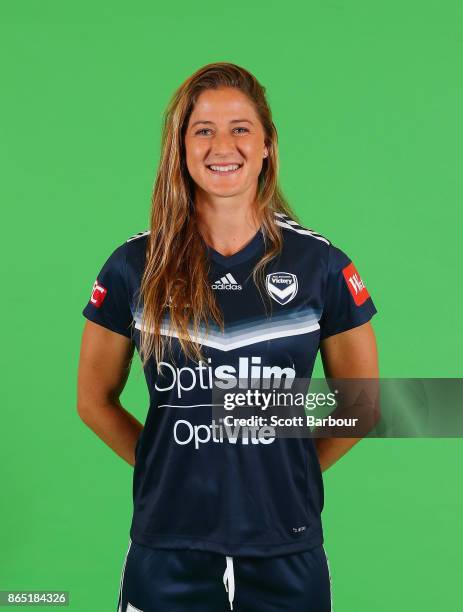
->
[[136, 62, 301, 370]]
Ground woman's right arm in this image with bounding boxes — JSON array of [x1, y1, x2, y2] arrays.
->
[[77, 320, 143, 467]]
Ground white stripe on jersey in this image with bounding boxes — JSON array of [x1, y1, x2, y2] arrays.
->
[[275, 216, 330, 245], [135, 320, 320, 351], [274, 212, 301, 225], [126, 230, 150, 243], [274, 212, 330, 243]]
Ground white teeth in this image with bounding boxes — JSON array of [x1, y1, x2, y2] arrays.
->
[[208, 164, 240, 172]]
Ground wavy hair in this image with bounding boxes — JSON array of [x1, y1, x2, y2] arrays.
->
[[135, 62, 301, 371]]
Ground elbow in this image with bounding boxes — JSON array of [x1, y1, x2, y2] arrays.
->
[[76, 396, 96, 423], [76, 401, 89, 423], [76, 393, 118, 423]]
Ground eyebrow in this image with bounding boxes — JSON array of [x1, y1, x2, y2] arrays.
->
[[190, 119, 254, 128]]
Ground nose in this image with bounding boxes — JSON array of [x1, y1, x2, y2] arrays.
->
[[210, 131, 237, 157]]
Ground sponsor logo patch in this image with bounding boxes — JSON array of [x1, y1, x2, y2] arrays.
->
[[342, 262, 370, 305], [90, 279, 107, 308]]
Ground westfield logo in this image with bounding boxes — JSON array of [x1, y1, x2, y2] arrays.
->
[[342, 262, 370, 306]]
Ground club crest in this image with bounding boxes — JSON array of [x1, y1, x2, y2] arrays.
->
[[266, 272, 298, 305]]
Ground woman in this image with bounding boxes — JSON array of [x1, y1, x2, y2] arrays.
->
[[78, 62, 379, 612]]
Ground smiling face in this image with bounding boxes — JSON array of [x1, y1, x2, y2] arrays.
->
[[184, 87, 269, 200]]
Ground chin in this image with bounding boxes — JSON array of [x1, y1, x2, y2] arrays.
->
[[207, 186, 244, 198], [198, 178, 244, 197]]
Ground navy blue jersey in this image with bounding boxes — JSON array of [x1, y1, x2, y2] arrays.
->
[[82, 212, 377, 557]]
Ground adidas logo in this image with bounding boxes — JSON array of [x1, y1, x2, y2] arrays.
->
[[212, 273, 242, 290]]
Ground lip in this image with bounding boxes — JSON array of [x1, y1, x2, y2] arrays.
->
[[205, 162, 243, 176]]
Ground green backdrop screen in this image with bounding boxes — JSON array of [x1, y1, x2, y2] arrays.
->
[[1, 1, 462, 610]]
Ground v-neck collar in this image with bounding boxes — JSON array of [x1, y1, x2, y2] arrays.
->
[[206, 227, 265, 269]]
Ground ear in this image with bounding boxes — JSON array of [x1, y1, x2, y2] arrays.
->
[[263, 146, 269, 158]]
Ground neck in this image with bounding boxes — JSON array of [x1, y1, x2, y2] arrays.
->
[[194, 192, 262, 257]]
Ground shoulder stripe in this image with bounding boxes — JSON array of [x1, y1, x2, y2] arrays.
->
[[275, 212, 326, 238], [126, 216, 330, 245], [126, 230, 150, 243], [274, 212, 330, 245]]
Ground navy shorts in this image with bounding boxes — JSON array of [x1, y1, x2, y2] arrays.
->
[[117, 539, 332, 612]]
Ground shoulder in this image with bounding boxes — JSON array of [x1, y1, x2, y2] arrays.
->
[[101, 229, 150, 262], [273, 211, 333, 263], [96, 230, 149, 275], [274, 211, 355, 273], [123, 220, 348, 266], [274, 212, 331, 247], [124, 229, 150, 262], [126, 229, 150, 243]]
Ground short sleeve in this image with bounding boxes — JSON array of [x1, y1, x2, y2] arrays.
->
[[319, 244, 378, 341], [82, 242, 134, 338]]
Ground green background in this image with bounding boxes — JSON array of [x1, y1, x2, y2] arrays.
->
[[1, 1, 462, 610]]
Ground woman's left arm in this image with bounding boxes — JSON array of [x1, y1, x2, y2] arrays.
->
[[316, 320, 379, 471]]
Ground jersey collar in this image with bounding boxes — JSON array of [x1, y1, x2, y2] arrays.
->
[[206, 228, 265, 269]]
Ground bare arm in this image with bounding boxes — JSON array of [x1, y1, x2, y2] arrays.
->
[[77, 320, 143, 467], [315, 321, 379, 472]]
